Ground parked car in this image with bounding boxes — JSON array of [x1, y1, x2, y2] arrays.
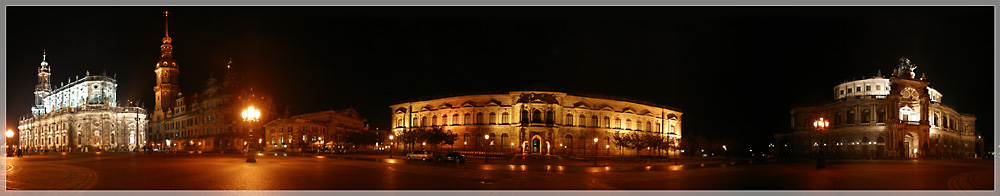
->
[[436, 152, 466, 163], [406, 150, 434, 161]]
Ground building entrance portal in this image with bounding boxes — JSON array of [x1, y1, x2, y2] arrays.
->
[[532, 138, 540, 153], [905, 132, 919, 158]]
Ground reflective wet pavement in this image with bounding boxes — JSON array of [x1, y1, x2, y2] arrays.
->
[[5, 152, 994, 190]]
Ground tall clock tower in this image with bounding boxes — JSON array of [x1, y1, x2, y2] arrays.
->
[[153, 10, 179, 122]]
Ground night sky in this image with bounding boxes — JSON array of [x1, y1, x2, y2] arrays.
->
[[5, 7, 994, 150]]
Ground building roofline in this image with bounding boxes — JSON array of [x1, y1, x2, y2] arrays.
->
[[390, 89, 681, 112]]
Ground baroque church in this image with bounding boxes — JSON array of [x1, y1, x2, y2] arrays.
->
[[18, 51, 148, 152]]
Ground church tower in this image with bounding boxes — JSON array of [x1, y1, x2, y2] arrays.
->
[[32, 50, 52, 116], [153, 10, 180, 122]]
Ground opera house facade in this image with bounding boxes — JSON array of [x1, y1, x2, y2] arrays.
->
[[776, 58, 983, 159]]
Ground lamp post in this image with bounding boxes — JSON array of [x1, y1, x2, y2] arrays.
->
[[388, 135, 394, 158], [484, 134, 490, 163], [813, 117, 829, 169], [6, 129, 12, 156], [593, 138, 599, 165], [242, 106, 261, 163]]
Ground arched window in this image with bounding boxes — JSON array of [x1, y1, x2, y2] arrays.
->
[[489, 112, 497, 124], [656, 122, 661, 132], [532, 110, 542, 123], [943, 116, 949, 128], [502, 112, 510, 124], [565, 114, 574, 126], [579, 115, 586, 127], [603, 116, 611, 128], [452, 114, 459, 125], [421, 116, 428, 127], [564, 134, 574, 148], [463, 133, 470, 144], [862, 109, 871, 124], [412, 117, 418, 127], [626, 119, 632, 130], [877, 109, 886, 123], [933, 113, 940, 126], [521, 110, 529, 124], [464, 113, 472, 125], [501, 133, 508, 146], [586, 116, 595, 128], [545, 111, 554, 124], [487, 133, 496, 145], [636, 120, 642, 131], [432, 115, 438, 126], [476, 112, 484, 125], [646, 121, 652, 132], [396, 118, 403, 128], [847, 110, 856, 124], [615, 118, 622, 129]]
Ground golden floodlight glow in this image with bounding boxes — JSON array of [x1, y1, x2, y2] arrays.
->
[[242, 106, 261, 122], [5, 129, 13, 138]]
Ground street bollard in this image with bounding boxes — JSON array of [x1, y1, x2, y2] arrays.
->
[[246, 150, 257, 163]]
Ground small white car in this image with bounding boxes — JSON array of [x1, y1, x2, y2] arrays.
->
[[406, 150, 434, 161]]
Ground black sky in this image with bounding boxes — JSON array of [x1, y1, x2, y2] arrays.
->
[[5, 6, 994, 150]]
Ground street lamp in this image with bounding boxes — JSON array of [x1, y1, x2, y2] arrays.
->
[[484, 134, 490, 163], [242, 106, 261, 163], [593, 138, 599, 165], [388, 135, 394, 158], [813, 117, 829, 169], [6, 129, 12, 156]]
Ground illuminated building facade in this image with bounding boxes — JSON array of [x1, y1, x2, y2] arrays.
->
[[263, 109, 367, 152], [776, 57, 982, 159], [18, 51, 148, 152], [147, 11, 276, 151], [390, 91, 682, 155]]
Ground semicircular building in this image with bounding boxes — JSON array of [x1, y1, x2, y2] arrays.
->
[[390, 91, 682, 155], [776, 57, 983, 159]]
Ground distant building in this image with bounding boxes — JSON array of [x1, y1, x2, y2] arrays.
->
[[390, 91, 682, 155], [263, 109, 367, 152], [776, 57, 982, 159], [18, 51, 148, 152], [147, 12, 276, 151]]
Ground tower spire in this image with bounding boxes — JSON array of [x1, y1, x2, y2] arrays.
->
[[154, 10, 180, 120], [40, 50, 48, 68], [164, 10, 169, 37]]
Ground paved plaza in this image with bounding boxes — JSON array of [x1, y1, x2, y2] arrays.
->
[[3, 152, 995, 190]]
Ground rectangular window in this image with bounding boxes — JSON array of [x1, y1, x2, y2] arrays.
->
[[865, 85, 871, 91], [855, 87, 861, 92], [847, 89, 852, 93], [876, 85, 881, 90]]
